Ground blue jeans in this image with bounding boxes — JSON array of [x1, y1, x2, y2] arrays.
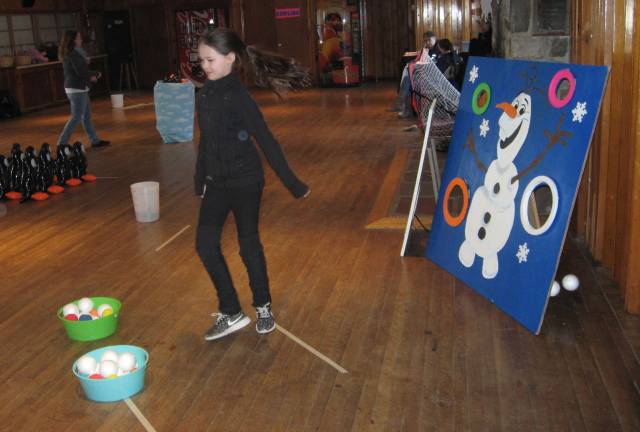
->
[[399, 65, 412, 98], [58, 91, 99, 146]]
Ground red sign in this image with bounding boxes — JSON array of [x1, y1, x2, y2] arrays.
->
[[275, 8, 301, 19]]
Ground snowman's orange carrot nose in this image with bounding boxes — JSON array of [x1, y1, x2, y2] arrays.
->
[[496, 102, 517, 118]]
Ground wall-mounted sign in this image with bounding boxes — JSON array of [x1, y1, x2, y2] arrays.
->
[[275, 8, 301, 19]]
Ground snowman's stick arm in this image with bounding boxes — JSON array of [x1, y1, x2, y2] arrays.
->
[[511, 114, 572, 184], [464, 130, 487, 172]]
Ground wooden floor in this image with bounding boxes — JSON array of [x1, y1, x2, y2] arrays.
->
[[0, 84, 639, 431]]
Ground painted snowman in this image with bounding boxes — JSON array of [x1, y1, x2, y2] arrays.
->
[[458, 93, 532, 279]]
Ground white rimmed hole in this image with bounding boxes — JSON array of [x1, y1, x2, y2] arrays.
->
[[520, 175, 559, 235]]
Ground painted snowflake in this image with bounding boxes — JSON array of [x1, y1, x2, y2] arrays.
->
[[516, 243, 530, 264], [469, 65, 479, 84], [479, 118, 490, 137], [572, 101, 588, 123]]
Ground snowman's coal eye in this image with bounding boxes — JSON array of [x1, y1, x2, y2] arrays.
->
[[519, 107, 525, 115]]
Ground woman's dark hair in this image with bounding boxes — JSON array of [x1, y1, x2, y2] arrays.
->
[[58, 30, 78, 60], [199, 28, 310, 97], [437, 38, 453, 53], [325, 12, 342, 22]]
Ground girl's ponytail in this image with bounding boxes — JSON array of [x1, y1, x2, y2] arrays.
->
[[199, 28, 311, 98], [245, 45, 312, 96]]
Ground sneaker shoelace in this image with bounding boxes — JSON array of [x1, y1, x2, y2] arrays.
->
[[211, 312, 229, 325], [256, 305, 271, 319]]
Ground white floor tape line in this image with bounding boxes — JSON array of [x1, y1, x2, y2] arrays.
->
[[155, 225, 191, 252], [276, 324, 348, 374], [95, 176, 122, 179], [124, 398, 157, 432], [121, 102, 155, 110]]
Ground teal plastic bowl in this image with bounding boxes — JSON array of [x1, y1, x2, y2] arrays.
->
[[73, 345, 149, 402]]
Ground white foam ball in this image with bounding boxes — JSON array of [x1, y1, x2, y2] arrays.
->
[[99, 360, 118, 378], [550, 281, 561, 297], [117, 352, 136, 373], [63, 303, 80, 316], [100, 350, 119, 364], [77, 355, 97, 375], [562, 274, 580, 291], [77, 297, 94, 314]]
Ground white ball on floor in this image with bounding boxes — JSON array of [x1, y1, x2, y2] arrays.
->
[[562, 274, 580, 291], [550, 281, 561, 297]]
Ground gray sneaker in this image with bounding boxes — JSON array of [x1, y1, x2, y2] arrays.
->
[[255, 303, 276, 334], [204, 311, 251, 341]]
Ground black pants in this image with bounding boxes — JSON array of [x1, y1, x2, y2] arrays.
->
[[196, 183, 270, 315]]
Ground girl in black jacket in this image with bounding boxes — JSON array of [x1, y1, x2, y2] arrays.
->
[[196, 28, 310, 341], [57, 30, 110, 148]]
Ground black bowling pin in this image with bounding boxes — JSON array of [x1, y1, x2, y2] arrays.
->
[[72, 142, 87, 177], [38, 143, 55, 188], [20, 146, 38, 202], [0, 155, 8, 200], [55, 144, 70, 186], [8, 143, 24, 193], [63, 144, 82, 186]]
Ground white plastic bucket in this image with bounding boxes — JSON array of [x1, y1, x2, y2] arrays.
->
[[130, 182, 159, 223], [111, 93, 124, 108]]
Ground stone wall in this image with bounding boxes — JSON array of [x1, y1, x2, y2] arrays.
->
[[494, 0, 570, 62]]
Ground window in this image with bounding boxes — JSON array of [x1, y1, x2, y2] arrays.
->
[[11, 15, 34, 53], [58, 13, 76, 33], [0, 16, 10, 56], [36, 14, 58, 44], [0, 13, 77, 57], [534, 0, 569, 35]]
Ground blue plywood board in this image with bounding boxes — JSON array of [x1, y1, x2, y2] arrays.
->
[[425, 57, 609, 334], [154, 81, 195, 143]]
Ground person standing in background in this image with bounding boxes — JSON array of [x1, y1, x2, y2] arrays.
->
[[57, 30, 110, 148]]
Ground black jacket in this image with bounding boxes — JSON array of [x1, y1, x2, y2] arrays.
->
[[194, 73, 308, 198], [62, 49, 92, 90]]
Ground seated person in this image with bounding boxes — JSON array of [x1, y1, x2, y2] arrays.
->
[[394, 31, 437, 118], [434, 39, 462, 90]]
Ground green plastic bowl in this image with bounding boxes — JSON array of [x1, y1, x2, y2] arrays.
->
[[57, 297, 122, 341]]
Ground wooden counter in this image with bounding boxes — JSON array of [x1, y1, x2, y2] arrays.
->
[[0, 55, 109, 113]]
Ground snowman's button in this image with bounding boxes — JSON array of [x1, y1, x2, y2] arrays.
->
[[484, 212, 491, 223], [493, 183, 500, 194], [478, 227, 486, 240]]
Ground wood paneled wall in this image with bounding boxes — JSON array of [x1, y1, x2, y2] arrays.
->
[[571, 0, 640, 313], [414, 0, 472, 50], [362, 0, 414, 79]]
